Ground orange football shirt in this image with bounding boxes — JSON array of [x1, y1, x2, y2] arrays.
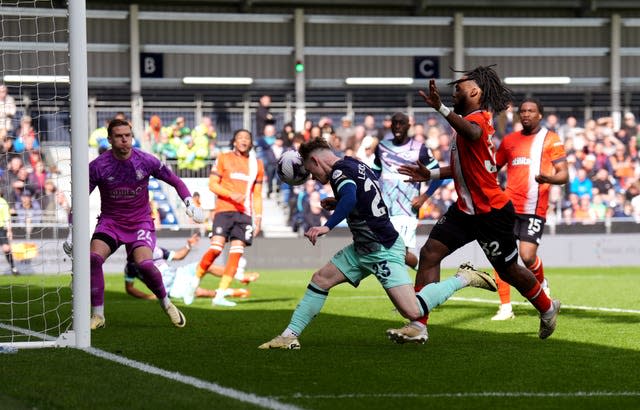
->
[[450, 110, 510, 215], [496, 127, 566, 218], [210, 151, 264, 217]]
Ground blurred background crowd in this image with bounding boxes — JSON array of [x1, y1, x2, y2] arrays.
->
[[3, 85, 640, 232]]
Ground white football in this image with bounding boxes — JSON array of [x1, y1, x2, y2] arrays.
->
[[277, 150, 310, 185]]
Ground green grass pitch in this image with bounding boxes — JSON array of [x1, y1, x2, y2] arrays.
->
[[1, 266, 639, 409]]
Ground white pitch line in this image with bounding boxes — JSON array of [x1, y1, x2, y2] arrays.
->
[[85, 347, 304, 410], [330, 295, 640, 314], [0, 323, 303, 410], [274, 391, 640, 399], [449, 296, 640, 314]]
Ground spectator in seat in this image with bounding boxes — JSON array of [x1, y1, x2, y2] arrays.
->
[[256, 95, 274, 137], [335, 116, 355, 149], [592, 168, 615, 196], [15, 189, 42, 225], [570, 168, 593, 199]]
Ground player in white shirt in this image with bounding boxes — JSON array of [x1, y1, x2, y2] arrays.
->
[[124, 233, 258, 305]]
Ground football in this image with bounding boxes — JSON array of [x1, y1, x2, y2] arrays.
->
[[277, 150, 310, 185]]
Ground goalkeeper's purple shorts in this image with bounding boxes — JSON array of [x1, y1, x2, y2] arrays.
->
[[92, 217, 156, 257]]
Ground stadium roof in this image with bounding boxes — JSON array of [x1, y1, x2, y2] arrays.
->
[[85, 0, 640, 15]]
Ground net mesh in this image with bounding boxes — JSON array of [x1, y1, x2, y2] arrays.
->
[[0, 0, 73, 346]]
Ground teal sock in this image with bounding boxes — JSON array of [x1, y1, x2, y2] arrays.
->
[[287, 282, 328, 336], [415, 276, 465, 315]]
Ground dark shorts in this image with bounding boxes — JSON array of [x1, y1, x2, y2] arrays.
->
[[92, 217, 156, 256], [211, 211, 254, 246], [429, 202, 519, 272], [514, 213, 545, 245], [0, 227, 9, 246]]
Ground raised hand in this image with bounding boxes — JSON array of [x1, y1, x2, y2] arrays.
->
[[418, 79, 442, 109]]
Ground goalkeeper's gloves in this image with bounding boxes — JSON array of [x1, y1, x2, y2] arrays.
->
[[63, 240, 73, 258], [184, 196, 205, 223]]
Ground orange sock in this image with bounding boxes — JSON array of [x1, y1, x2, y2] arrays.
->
[[494, 270, 511, 305], [522, 281, 552, 313], [219, 246, 243, 292], [527, 256, 545, 284], [198, 244, 222, 278], [414, 284, 429, 325]]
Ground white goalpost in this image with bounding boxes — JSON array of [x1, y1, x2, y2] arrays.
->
[[0, 0, 89, 349]]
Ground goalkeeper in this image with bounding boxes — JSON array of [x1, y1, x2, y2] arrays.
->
[[65, 118, 204, 330]]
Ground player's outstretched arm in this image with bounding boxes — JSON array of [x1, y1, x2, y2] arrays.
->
[[125, 281, 156, 300], [418, 79, 482, 141], [399, 162, 452, 183], [172, 233, 200, 261]]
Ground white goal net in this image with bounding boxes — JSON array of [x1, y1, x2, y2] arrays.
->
[[0, 0, 89, 349]]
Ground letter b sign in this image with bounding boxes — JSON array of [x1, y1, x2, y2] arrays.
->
[[140, 53, 163, 78]]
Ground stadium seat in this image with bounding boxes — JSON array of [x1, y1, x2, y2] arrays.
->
[[148, 178, 161, 191], [152, 191, 167, 201], [148, 180, 178, 225], [161, 212, 177, 225]]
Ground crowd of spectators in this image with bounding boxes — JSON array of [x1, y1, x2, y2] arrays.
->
[[89, 113, 219, 178], [0, 84, 70, 226], [262, 106, 640, 231], [79, 93, 640, 231], [5, 78, 640, 232]]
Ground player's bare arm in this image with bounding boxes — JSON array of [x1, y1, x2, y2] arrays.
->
[[448, 116, 483, 141], [125, 281, 156, 300], [536, 159, 569, 185], [253, 180, 263, 237], [398, 161, 452, 183], [253, 215, 262, 238], [172, 233, 200, 261], [420, 79, 482, 141]]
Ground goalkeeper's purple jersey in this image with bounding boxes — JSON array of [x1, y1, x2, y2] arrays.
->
[[90, 148, 191, 224]]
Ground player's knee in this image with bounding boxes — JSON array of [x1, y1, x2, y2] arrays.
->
[[310, 270, 334, 291], [520, 250, 537, 267], [405, 251, 418, 268], [521, 254, 536, 268], [418, 245, 443, 268], [496, 259, 519, 282], [136, 259, 156, 274]]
